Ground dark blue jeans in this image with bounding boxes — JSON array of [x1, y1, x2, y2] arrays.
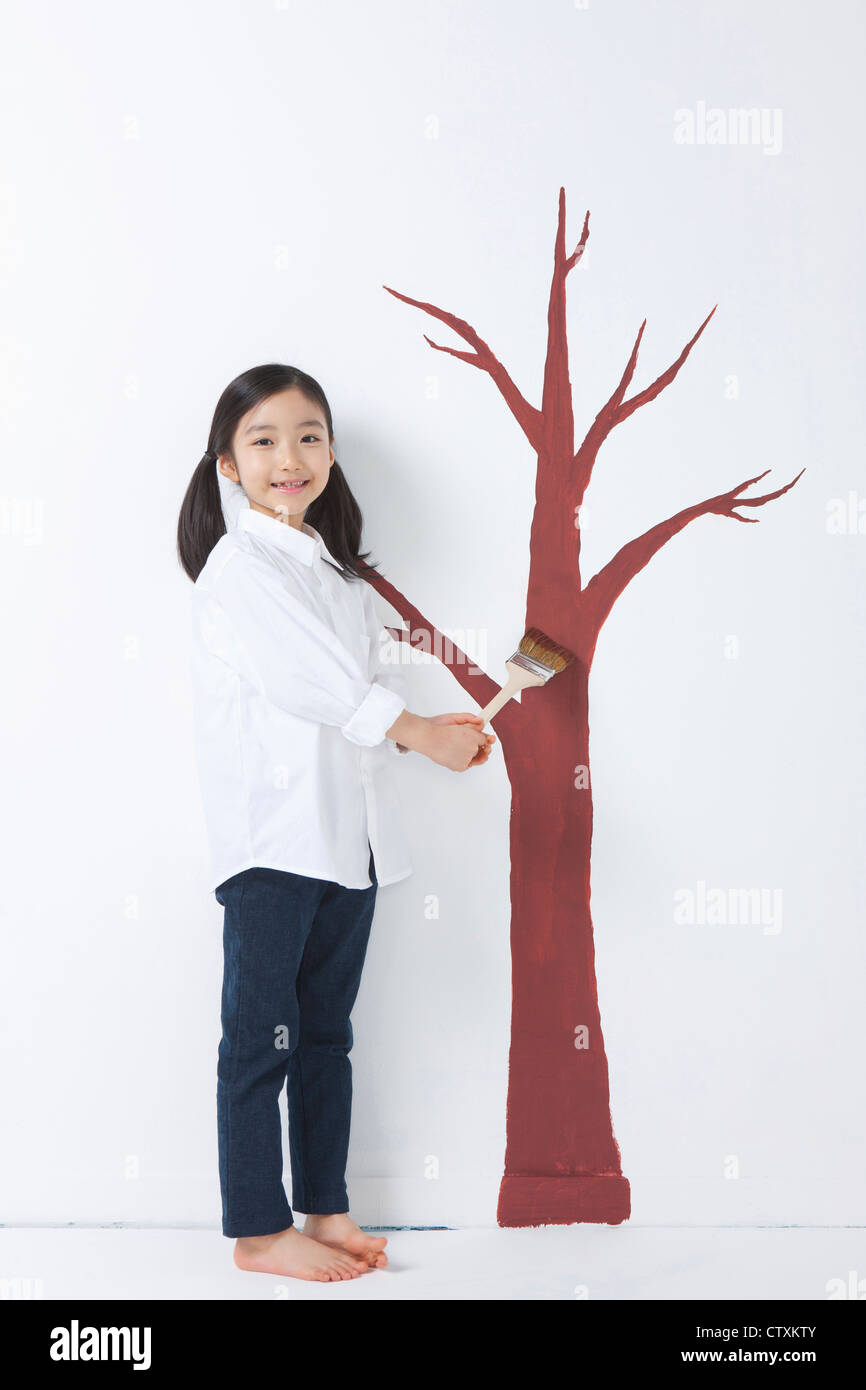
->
[[214, 846, 378, 1238]]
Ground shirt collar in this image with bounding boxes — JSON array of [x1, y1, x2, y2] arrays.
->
[[237, 506, 344, 571]]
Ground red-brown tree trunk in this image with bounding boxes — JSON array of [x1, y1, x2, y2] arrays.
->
[[495, 661, 630, 1225], [375, 187, 802, 1227]]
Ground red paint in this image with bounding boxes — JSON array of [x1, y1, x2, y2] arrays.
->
[[364, 189, 803, 1227]]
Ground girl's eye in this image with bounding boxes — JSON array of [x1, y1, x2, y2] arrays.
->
[[253, 436, 319, 445]]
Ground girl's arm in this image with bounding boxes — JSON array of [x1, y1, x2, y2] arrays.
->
[[384, 707, 436, 756], [359, 579, 412, 754], [200, 551, 406, 747], [200, 554, 487, 768]]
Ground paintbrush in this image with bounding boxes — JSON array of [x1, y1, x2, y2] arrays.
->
[[478, 627, 576, 725]]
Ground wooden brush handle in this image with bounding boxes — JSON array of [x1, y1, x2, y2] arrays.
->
[[478, 659, 546, 725]]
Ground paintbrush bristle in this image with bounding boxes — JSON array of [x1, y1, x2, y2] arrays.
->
[[517, 626, 576, 675]]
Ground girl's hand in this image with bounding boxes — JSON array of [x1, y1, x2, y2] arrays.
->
[[428, 712, 496, 769]]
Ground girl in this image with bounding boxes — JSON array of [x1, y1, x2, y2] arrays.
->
[[177, 363, 495, 1283]]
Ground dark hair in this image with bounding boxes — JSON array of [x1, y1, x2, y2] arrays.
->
[[176, 363, 380, 584]]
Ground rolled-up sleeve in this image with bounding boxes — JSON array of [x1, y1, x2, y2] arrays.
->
[[204, 552, 407, 747]]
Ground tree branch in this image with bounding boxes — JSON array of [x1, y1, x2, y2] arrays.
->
[[582, 466, 806, 634], [561, 195, 590, 275], [359, 564, 506, 716], [382, 284, 545, 454], [576, 306, 717, 495], [539, 191, 588, 455], [615, 305, 718, 425]]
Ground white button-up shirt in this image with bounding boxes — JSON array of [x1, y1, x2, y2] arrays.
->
[[189, 504, 415, 892]]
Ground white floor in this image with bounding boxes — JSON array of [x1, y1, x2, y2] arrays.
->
[[1, 1226, 863, 1300]]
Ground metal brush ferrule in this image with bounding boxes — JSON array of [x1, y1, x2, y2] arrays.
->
[[509, 650, 555, 682]]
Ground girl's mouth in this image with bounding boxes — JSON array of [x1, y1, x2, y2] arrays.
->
[[271, 481, 309, 494]]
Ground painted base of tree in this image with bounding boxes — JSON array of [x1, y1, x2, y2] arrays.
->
[[497, 1174, 631, 1227]]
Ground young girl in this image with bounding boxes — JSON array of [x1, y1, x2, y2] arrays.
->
[[177, 363, 495, 1283]]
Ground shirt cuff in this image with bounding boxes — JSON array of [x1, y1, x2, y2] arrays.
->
[[341, 682, 408, 748]]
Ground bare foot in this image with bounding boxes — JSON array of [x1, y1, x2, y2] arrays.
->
[[301, 1212, 389, 1268], [233, 1225, 370, 1281]]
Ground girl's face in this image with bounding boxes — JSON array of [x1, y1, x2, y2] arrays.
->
[[219, 387, 334, 528]]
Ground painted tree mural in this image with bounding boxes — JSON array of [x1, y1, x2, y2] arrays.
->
[[362, 188, 803, 1228]]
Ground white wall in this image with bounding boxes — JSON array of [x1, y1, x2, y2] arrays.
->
[[1, 0, 863, 1229]]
